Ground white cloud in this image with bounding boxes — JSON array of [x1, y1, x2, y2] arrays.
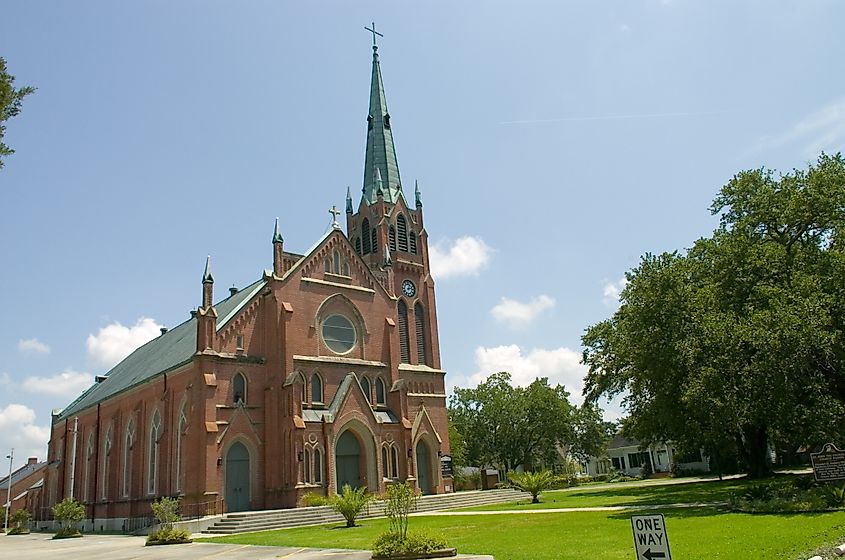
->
[[755, 96, 845, 158], [18, 338, 50, 355], [429, 236, 492, 279], [22, 369, 92, 397], [0, 404, 50, 466], [603, 278, 628, 307], [455, 344, 588, 405], [86, 317, 162, 369], [491, 295, 556, 326]]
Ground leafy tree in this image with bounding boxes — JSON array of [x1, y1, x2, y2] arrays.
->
[[508, 470, 555, 503], [329, 484, 374, 528], [583, 153, 845, 478], [449, 372, 580, 472], [383, 482, 418, 540], [0, 57, 35, 169], [52, 498, 85, 537]]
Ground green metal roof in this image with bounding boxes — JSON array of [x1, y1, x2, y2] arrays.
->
[[56, 278, 266, 421], [362, 45, 405, 206]]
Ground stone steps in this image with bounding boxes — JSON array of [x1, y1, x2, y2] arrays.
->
[[202, 489, 527, 534]]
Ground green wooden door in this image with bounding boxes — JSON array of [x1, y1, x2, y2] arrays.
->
[[336, 431, 361, 490], [416, 440, 432, 495], [225, 442, 250, 512]]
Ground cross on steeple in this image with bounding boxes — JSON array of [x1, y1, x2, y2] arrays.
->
[[364, 22, 383, 48], [329, 205, 341, 229]]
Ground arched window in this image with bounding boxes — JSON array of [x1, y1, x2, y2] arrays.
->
[[409, 231, 417, 254], [389, 226, 397, 252], [333, 250, 341, 274], [102, 425, 112, 500], [382, 446, 390, 478], [362, 219, 371, 254], [415, 303, 427, 365], [397, 300, 410, 363], [148, 410, 161, 495], [360, 377, 370, 402], [371, 228, 378, 253], [304, 448, 311, 483], [354, 237, 362, 255], [123, 419, 135, 497], [176, 402, 187, 493], [397, 215, 408, 252], [233, 373, 246, 404], [342, 262, 350, 276], [375, 377, 386, 405], [311, 373, 323, 403], [299, 373, 307, 403], [391, 446, 400, 479], [324, 258, 331, 273], [313, 447, 323, 484], [84, 432, 95, 502]]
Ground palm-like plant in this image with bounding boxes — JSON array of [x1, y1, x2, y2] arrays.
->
[[508, 470, 556, 504], [329, 484, 375, 527]]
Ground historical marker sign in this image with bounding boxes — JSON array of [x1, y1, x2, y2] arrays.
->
[[811, 443, 845, 482], [631, 514, 672, 560]]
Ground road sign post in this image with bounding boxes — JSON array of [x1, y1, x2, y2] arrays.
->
[[631, 513, 672, 560]]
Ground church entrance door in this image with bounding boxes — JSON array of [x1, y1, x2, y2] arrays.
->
[[225, 442, 250, 512], [416, 440, 432, 495], [336, 431, 362, 490]]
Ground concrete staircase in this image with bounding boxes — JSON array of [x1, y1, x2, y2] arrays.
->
[[201, 488, 528, 534]]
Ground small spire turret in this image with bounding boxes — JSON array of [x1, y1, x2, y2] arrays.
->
[[272, 218, 285, 276], [272, 217, 284, 244], [415, 180, 422, 208], [202, 255, 214, 284], [346, 187, 353, 214]]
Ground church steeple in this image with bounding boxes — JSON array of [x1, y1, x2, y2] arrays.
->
[[362, 25, 403, 206]]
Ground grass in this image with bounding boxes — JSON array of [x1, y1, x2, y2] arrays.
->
[[200, 508, 845, 560]]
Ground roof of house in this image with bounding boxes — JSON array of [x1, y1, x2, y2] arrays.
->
[[56, 277, 268, 421], [608, 433, 641, 450], [0, 460, 47, 489]]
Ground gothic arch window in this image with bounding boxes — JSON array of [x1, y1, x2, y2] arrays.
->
[[391, 446, 400, 479], [175, 401, 188, 493], [360, 376, 371, 403], [397, 300, 410, 363], [371, 228, 378, 253], [298, 372, 307, 403], [389, 226, 397, 252], [397, 215, 409, 252], [342, 262, 350, 276], [233, 373, 246, 404], [148, 410, 161, 495], [333, 250, 341, 274], [122, 418, 135, 498], [415, 303, 427, 365], [311, 373, 323, 404], [324, 258, 331, 273], [101, 425, 112, 500], [382, 446, 389, 479], [409, 231, 417, 254], [355, 237, 362, 255], [304, 448, 311, 483], [362, 219, 371, 254], [84, 432, 95, 502], [375, 377, 386, 405], [313, 447, 323, 484]]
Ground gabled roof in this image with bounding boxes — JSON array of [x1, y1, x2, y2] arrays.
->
[[0, 460, 46, 489], [56, 278, 266, 421], [608, 433, 640, 450]]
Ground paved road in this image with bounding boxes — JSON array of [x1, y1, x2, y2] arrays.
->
[[0, 533, 493, 560]]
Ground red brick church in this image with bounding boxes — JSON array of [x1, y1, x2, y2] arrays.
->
[[42, 37, 451, 529]]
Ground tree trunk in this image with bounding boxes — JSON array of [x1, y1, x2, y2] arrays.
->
[[739, 425, 771, 478]]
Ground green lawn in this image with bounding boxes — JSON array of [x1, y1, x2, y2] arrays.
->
[[458, 477, 762, 510], [200, 508, 845, 559]]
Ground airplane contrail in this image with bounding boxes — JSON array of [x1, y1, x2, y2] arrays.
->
[[498, 110, 725, 125]]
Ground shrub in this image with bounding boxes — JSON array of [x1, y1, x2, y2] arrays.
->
[[791, 475, 818, 491], [372, 530, 449, 558], [52, 498, 85, 538], [508, 470, 555, 503], [8, 508, 32, 534], [146, 496, 190, 544], [383, 482, 418, 539], [147, 526, 191, 544], [329, 484, 374, 528], [824, 484, 845, 508], [299, 492, 329, 507]]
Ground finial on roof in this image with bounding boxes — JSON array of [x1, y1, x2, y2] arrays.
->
[[329, 205, 341, 229], [415, 180, 422, 207], [202, 255, 214, 284], [346, 186, 353, 214], [272, 217, 284, 244]]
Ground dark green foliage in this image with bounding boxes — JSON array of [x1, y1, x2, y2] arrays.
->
[[329, 484, 374, 527], [147, 526, 191, 544], [508, 470, 556, 503], [583, 154, 845, 479], [52, 498, 85, 537], [0, 57, 35, 168], [823, 484, 845, 508], [299, 491, 329, 507], [8, 508, 32, 534]]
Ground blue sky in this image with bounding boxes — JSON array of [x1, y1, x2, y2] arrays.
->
[[2, 1, 845, 469]]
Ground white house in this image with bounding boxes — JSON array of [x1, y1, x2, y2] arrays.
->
[[584, 434, 709, 478]]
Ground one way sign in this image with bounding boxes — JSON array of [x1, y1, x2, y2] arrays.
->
[[631, 514, 672, 560]]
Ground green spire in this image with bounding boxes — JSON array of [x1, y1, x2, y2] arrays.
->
[[272, 217, 284, 244], [362, 39, 403, 205], [202, 255, 214, 284], [345, 186, 353, 214]]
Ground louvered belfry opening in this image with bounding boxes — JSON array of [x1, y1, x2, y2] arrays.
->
[[362, 218, 372, 254], [415, 303, 426, 364], [389, 226, 397, 251], [409, 231, 417, 254], [397, 214, 408, 252], [398, 300, 410, 363]]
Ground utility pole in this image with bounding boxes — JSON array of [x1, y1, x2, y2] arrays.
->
[[69, 417, 79, 499], [4, 448, 13, 532]]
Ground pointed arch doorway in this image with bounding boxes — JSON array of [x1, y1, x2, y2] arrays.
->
[[416, 440, 434, 495], [225, 442, 250, 512], [336, 431, 362, 490]]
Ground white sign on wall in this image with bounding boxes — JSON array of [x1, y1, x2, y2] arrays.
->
[[631, 514, 672, 560]]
